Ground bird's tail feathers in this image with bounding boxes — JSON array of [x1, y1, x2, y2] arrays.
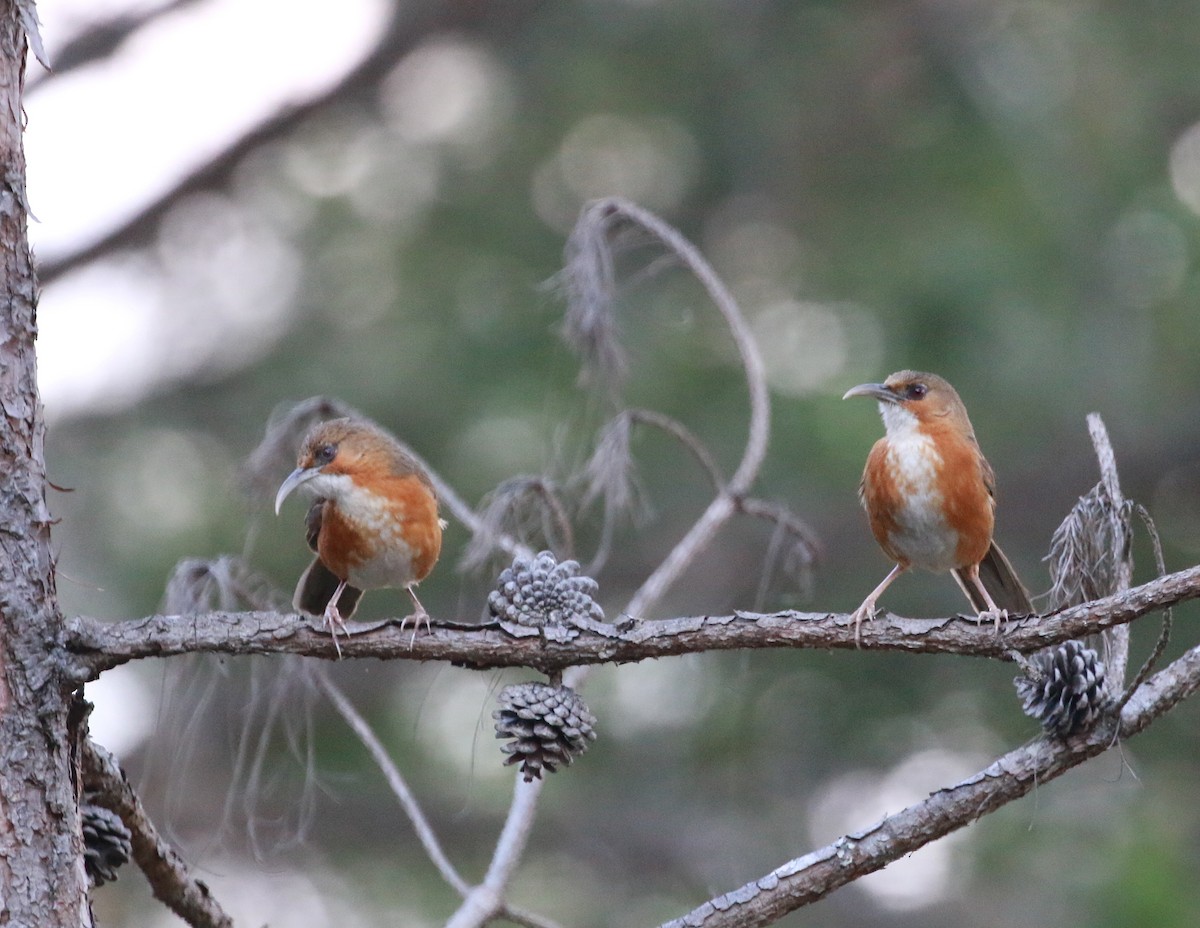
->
[[954, 542, 1033, 615], [294, 558, 363, 618]]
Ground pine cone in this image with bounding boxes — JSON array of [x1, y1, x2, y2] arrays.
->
[[81, 800, 132, 887], [494, 681, 597, 781], [487, 551, 604, 641], [1015, 640, 1109, 737]]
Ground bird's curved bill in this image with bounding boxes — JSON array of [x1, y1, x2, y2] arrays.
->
[[842, 382, 898, 403], [275, 466, 317, 514]]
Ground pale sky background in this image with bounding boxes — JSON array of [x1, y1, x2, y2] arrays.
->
[[30, 0, 386, 418]]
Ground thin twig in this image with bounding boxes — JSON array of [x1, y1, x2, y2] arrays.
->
[[468, 199, 778, 925], [315, 670, 470, 896], [82, 741, 233, 928], [1116, 503, 1172, 712], [444, 777, 547, 928], [501, 905, 566, 928], [607, 201, 772, 620], [737, 496, 822, 592], [460, 477, 565, 573], [628, 409, 728, 492], [316, 598, 563, 928]]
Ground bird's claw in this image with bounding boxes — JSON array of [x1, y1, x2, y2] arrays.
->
[[399, 609, 431, 648], [850, 603, 878, 648], [979, 608, 1009, 635], [323, 604, 349, 659]]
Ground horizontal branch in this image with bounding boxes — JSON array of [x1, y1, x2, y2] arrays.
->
[[62, 564, 1200, 681], [658, 639, 1200, 928]]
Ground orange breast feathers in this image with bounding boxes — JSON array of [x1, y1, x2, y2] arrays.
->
[[926, 418, 995, 568], [860, 417, 995, 573], [316, 472, 443, 590]]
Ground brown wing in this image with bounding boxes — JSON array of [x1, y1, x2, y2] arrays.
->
[[978, 448, 997, 500], [296, 499, 363, 617], [304, 499, 324, 552], [957, 450, 1032, 612], [953, 542, 1033, 615]]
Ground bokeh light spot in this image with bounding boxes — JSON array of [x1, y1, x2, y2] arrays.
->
[[1170, 122, 1200, 215], [381, 38, 514, 156], [532, 113, 699, 230], [1103, 209, 1189, 309]]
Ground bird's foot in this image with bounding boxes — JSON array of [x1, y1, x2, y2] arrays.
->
[[399, 608, 431, 649], [850, 601, 879, 648], [979, 608, 1009, 635], [323, 603, 349, 659]]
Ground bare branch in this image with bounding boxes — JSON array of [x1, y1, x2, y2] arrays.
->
[[1086, 413, 1132, 694], [82, 741, 233, 928], [560, 199, 773, 620], [63, 561, 1200, 679], [579, 408, 727, 575], [1117, 503, 1173, 711], [321, 669, 562, 928], [657, 641, 1200, 928], [315, 671, 470, 896], [471, 198, 781, 918], [460, 194, 782, 922], [736, 496, 822, 596], [445, 777, 546, 928], [459, 477, 563, 574]]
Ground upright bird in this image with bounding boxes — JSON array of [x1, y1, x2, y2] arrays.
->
[[843, 370, 1031, 643], [274, 417, 443, 650]]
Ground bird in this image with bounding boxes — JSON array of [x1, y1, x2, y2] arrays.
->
[[842, 370, 1031, 644], [274, 417, 444, 653]]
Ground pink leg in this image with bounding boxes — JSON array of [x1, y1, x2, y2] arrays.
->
[[323, 580, 350, 658], [850, 564, 906, 647], [400, 585, 431, 647], [962, 564, 1006, 633]]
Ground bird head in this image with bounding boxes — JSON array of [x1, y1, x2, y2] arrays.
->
[[274, 417, 416, 514], [843, 370, 973, 437]]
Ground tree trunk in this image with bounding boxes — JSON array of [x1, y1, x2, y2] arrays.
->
[[0, 1, 89, 922]]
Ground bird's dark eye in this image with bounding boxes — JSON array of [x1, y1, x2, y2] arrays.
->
[[905, 383, 928, 400], [314, 443, 337, 465]]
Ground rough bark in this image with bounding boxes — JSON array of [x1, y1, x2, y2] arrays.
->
[[62, 561, 1200, 677], [0, 1, 87, 922]]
